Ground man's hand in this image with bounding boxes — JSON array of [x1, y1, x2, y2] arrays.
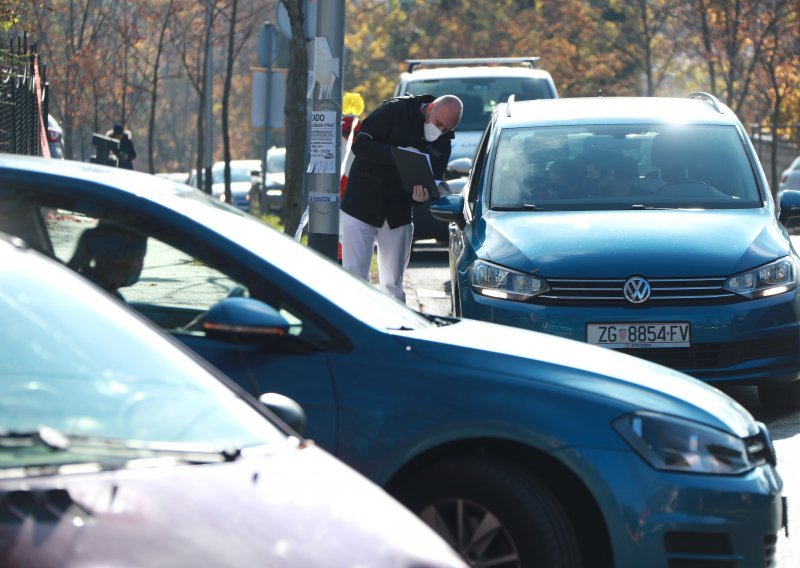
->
[[411, 185, 430, 202]]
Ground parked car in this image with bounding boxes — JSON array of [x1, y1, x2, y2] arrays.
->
[[0, 233, 465, 568], [395, 58, 556, 243], [46, 114, 64, 159], [779, 153, 800, 191], [188, 159, 261, 211], [0, 156, 787, 567], [431, 92, 800, 411], [249, 146, 286, 215]]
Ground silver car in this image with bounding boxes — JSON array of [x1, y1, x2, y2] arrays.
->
[[780, 154, 800, 191]]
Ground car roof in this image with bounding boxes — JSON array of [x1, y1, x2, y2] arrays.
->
[[401, 66, 554, 82], [495, 96, 740, 128]]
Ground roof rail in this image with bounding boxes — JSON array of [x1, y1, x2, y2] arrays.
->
[[405, 57, 540, 73], [506, 94, 516, 118], [687, 92, 723, 114]]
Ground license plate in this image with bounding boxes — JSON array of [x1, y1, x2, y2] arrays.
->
[[586, 322, 690, 348]]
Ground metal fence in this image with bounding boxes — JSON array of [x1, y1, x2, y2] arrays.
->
[[0, 33, 47, 158]]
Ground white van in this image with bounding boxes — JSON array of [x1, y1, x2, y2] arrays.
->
[[393, 57, 558, 162]]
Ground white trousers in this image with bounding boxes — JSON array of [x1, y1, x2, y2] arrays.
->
[[341, 211, 413, 303]]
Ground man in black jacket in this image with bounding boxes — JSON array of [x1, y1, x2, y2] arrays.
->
[[341, 93, 462, 302]]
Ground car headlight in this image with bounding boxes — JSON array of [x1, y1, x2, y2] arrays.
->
[[724, 257, 797, 298], [613, 412, 757, 475], [469, 259, 548, 301]]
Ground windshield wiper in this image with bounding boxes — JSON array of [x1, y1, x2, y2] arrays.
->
[[0, 426, 242, 463], [0, 426, 70, 451], [493, 204, 544, 211]]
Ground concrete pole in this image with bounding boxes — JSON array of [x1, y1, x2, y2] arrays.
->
[[306, 0, 344, 260]]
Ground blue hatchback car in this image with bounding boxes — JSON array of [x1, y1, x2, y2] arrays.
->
[[0, 156, 787, 567], [432, 93, 800, 411]]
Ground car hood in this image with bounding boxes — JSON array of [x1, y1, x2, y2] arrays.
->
[[397, 318, 757, 438], [0, 443, 463, 568], [479, 208, 789, 277]]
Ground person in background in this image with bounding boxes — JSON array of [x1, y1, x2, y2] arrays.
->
[[340, 94, 463, 303], [107, 124, 137, 170]]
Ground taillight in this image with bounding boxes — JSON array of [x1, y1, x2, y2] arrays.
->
[[47, 129, 61, 143]]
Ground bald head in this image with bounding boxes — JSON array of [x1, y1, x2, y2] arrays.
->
[[433, 95, 463, 132]]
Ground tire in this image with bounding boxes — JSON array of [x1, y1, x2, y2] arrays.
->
[[758, 380, 800, 410], [395, 458, 580, 568]]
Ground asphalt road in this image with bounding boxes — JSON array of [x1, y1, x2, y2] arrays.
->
[[405, 243, 799, 566]]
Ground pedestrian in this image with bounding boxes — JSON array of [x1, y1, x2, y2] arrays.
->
[[340, 93, 462, 302], [107, 123, 137, 170]]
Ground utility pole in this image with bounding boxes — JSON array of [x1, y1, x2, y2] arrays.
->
[[306, 0, 344, 260]]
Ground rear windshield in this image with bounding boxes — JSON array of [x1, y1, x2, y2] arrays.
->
[[489, 124, 762, 210], [406, 76, 554, 131]]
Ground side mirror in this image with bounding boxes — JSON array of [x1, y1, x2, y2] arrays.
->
[[778, 189, 800, 227], [259, 392, 306, 435], [447, 157, 472, 178], [429, 194, 467, 230], [201, 297, 290, 344]]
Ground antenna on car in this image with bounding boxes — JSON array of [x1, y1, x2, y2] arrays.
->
[[687, 92, 724, 114], [405, 57, 540, 73], [506, 94, 516, 118]]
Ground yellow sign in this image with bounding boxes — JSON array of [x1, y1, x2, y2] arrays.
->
[[343, 92, 364, 116]]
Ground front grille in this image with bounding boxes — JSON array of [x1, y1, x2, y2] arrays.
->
[[664, 531, 735, 568], [538, 276, 738, 306], [664, 531, 778, 567], [614, 336, 798, 371]]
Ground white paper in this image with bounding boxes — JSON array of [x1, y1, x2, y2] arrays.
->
[[308, 110, 337, 173]]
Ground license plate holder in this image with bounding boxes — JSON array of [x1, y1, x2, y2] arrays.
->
[[586, 322, 691, 348]]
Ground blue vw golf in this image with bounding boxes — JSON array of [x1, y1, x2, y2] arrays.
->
[[432, 93, 800, 411], [0, 155, 787, 567]]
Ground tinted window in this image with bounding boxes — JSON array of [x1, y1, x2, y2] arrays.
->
[[407, 77, 553, 131], [489, 124, 761, 210]]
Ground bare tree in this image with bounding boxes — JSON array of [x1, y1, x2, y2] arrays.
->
[[280, 0, 308, 235], [146, 0, 176, 174]]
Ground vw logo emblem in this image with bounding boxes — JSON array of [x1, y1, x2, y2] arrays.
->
[[623, 276, 651, 304]]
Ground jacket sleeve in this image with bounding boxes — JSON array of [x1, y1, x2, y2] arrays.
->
[[350, 101, 397, 166]]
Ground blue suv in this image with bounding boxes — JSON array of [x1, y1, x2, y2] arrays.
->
[[432, 93, 800, 410]]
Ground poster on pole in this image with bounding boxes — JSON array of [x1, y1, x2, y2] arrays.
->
[[307, 110, 337, 173]]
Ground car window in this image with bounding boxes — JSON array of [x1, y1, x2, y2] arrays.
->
[[489, 124, 762, 210], [1, 244, 287, 467], [467, 120, 494, 215], [267, 151, 285, 173], [42, 207, 338, 346], [407, 76, 553, 131]]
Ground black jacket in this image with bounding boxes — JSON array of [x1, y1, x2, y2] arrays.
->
[[341, 94, 453, 228]]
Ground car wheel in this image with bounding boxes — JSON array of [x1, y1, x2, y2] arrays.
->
[[395, 458, 580, 568], [758, 380, 800, 410]]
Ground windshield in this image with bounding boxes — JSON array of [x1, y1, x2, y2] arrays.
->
[[267, 150, 285, 173], [407, 76, 553, 131], [0, 246, 285, 470], [489, 124, 762, 210]]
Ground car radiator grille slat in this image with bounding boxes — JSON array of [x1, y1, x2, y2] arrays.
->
[[538, 276, 738, 305]]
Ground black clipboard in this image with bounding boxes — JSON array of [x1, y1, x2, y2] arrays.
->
[[390, 146, 440, 198]]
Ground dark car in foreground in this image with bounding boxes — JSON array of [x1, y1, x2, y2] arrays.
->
[[0, 234, 465, 568], [432, 93, 800, 410], [0, 157, 787, 567]]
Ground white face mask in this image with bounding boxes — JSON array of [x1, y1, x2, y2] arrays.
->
[[424, 120, 443, 142]]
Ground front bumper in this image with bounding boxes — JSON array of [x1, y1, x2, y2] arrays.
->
[[462, 285, 800, 385], [574, 448, 785, 568]]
